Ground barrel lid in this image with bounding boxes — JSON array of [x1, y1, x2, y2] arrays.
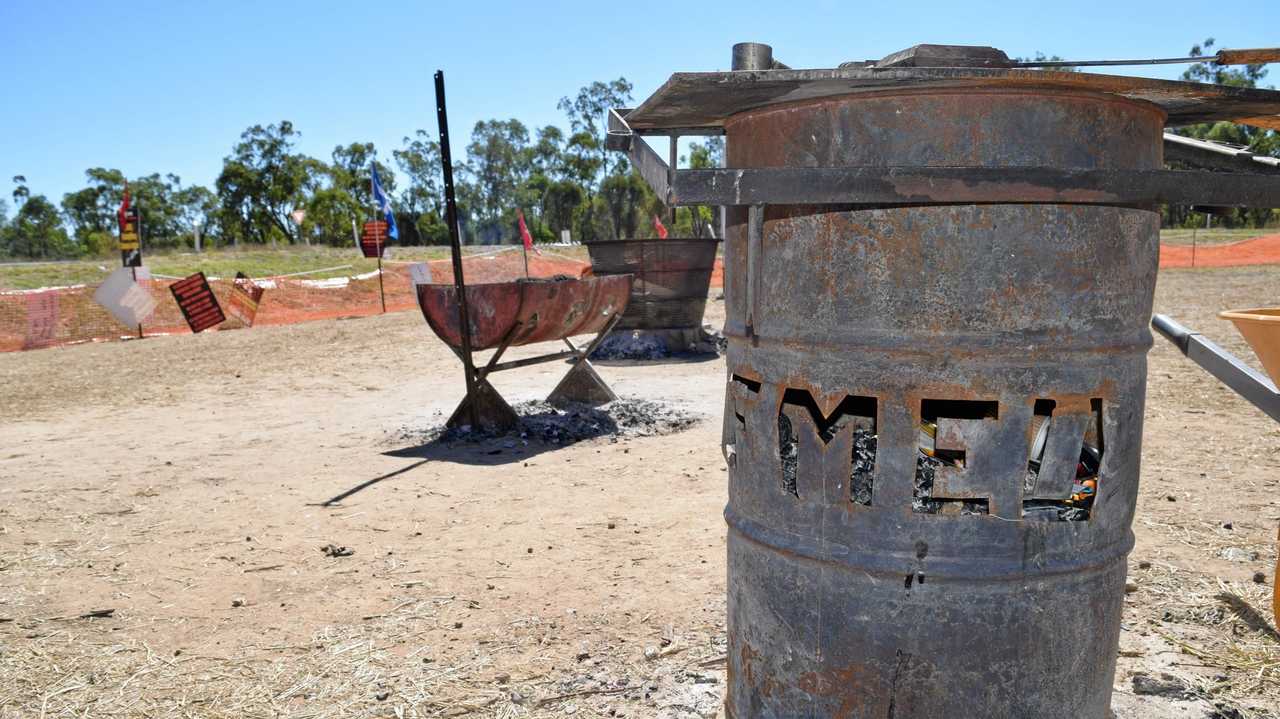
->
[[624, 65, 1280, 132]]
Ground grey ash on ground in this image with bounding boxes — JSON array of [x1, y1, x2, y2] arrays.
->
[[396, 398, 700, 448], [590, 327, 726, 361]]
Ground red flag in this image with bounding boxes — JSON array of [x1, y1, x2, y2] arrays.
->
[[653, 214, 669, 239], [517, 210, 541, 255], [117, 183, 131, 231]]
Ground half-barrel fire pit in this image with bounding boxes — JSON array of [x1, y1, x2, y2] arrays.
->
[[586, 237, 720, 356], [417, 274, 633, 429]]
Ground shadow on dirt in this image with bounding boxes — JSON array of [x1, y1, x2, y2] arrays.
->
[[315, 399, 699, 506]]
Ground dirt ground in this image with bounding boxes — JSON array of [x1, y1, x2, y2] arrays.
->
[[1, 266, 1278, 718]]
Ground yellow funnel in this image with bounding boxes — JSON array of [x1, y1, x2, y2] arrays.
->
[[1219, 308, 1280, 385]]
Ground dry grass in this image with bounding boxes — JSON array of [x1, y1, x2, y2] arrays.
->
[[1130, 513, 1280, 717], [1, 594, 727, 718]]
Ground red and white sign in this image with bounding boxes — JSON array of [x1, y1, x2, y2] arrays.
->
[[169, 272, 225, 333]]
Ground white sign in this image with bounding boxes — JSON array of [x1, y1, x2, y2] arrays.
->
[[408, 262, 433, 287], [408, 263, 433, 308], [93, 267, 157, 328], [290, 209, 306, 225]]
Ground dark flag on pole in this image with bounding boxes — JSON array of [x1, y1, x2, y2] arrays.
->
[[117, 183, 130, 231]]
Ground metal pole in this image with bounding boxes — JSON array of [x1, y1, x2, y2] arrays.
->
[[435, 70, 480, 428], [372, 165, 387, 313], [134, 200, 143, 339], [377, 255, 386, 313], [132, 265, 143, 340], [668, 135, 679, 226]]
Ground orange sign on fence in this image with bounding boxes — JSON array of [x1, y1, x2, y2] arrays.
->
[[226, 272, 265, 327]]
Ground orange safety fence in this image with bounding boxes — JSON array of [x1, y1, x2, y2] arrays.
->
[[0, 248, 592, 353], [1159, 233, 1280, 269], [18, 234, 1280, 353]]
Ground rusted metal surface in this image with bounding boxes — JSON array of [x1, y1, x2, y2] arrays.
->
[[671, 165, 1280, 208], [622, 65, 1280, 131], [711, 88, 1159, 717], [420, 275, 632, 430], [586, 239, 719, 331], [418, 275, 632, 351]]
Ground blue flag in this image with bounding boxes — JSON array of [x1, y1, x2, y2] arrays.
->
[[371, 165, 399, 240]]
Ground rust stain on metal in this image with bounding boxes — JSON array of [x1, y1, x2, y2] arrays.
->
[[418, 275, 632, 350], [715, 77, 1156, 717], [887, 176, 1120, 203]]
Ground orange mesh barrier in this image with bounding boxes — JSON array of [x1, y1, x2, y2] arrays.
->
[[0, 249, 591, 352], [25, 235, 1280, 353], [1159, 234, 1280, 269]]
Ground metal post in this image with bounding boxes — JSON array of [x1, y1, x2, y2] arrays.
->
[[371, 165, 387, 313], [668, 135, 679, 225], [131, 265, 143, 340], [377, 255, 386, 313], [435, 70, 480, 428], [134, 201, 143, 339]]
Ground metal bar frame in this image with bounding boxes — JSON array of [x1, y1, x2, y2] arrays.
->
[[435, 70, 480, 427], [1152, 314, 1280, 422], [450, 312, 625, 380], [607, 108, 1280, 209]]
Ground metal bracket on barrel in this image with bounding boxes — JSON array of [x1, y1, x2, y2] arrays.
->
[[604, 110, 1280, 209], [746, 204, 764, 340], [664, 166, 1280, 208], [607, 108, 673, 206]]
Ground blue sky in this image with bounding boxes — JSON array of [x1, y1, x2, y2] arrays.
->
[[2, 0, 1278, 207]]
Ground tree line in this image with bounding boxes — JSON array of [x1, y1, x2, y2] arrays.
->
[[3, 43, 1276, 261], [0, 77, 723, 260]]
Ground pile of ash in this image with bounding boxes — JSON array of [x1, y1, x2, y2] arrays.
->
[[590, 332, 670, 361], [398, 398, 700, 448], [590, 327, 725, 360]]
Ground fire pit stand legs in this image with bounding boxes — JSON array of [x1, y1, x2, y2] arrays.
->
[[443, 313, 625, 430], [549, 317, 625, 407]]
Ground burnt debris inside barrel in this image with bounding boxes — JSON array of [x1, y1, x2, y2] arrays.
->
[[586, 237, 720, 356], [607, 43, 1280, 717]]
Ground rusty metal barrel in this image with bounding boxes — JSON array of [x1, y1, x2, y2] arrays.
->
[[586, 238, 719, 352], [716, 86, 1161, 714]]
